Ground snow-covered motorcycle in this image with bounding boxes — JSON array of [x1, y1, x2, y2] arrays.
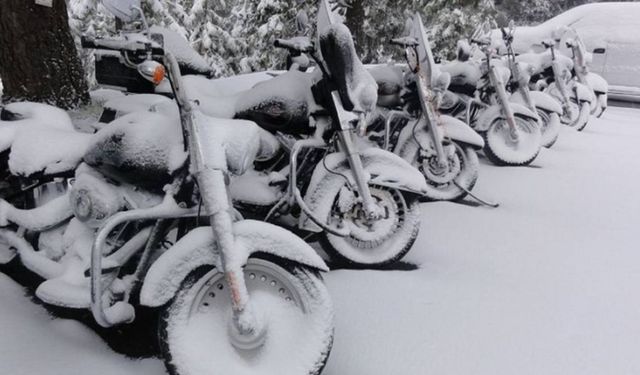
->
[[561, 28, 608, 118], [83, 0, 427, 269], [439, 38, 542, 167], [501, 24, 562, 148], [367, 13, 484, 201], [0, 2, 335, 374], [519, 40, 594, 132]]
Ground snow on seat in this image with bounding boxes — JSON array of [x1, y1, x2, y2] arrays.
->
[[8, 127, 92, 177], [103, 94, 172, 117]]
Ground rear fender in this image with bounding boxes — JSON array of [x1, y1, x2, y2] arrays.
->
[[299, 148, 428, 233], [139, 220, 328, 307], [475, 103, 537, 132]]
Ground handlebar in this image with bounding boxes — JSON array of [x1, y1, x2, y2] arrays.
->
[[81, 35, 164, 56], [471, 38, 491, 46], [541, 40, 555, 49], [390, 36, 418, 47], [274, 37, 314, 54]]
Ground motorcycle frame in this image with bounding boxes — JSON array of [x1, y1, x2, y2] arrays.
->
[[503, 33, 542, 123], [404, 43, 449, 169]]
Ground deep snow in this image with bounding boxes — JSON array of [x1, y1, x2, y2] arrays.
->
[[2, 106, 640, 374]]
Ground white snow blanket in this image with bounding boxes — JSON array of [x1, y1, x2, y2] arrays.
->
[[2, 107, 640, 374]]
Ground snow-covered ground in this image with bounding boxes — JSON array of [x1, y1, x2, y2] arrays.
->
[[2, 106, 640, 375]]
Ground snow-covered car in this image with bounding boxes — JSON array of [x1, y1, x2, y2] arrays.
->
[[492, 2, 640, 102]]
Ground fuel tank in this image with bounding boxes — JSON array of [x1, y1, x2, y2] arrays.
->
[[83, 111, 187, 192]]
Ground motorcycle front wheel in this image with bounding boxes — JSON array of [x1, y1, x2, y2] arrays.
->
[[321, 185, 421, 268], [158, 255, 334, 375], [404, 141, 479, 201], [594, 93, 607, 118], [483, 114, 542, 167], [536, 108, 561, 148]]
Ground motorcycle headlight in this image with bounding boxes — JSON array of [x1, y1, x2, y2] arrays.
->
[[73, 190, 93, 221], [69, 174, 125, 228]]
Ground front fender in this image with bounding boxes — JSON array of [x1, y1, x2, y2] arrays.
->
[[441, 115, 484, 149], [585, 73, 608, 94], [299, 148, 428, 233], [574, 82, 594, 103], [475, 103, 537, 132], [398, 116, 484, 150], [139, 220, 328, 307], [529, 91, 562, 114]]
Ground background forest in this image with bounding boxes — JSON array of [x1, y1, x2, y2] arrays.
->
[[69, 0, 603, 82]]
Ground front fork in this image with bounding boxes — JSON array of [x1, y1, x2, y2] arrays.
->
[[552, 61, 574, 118], [490, 66, 520, 142], [195, 168, 263, 343], [167, 50, 261, 344], [518, 85, 543, 129], [415, 73, 448, 169], [331, 92, 382, 220]]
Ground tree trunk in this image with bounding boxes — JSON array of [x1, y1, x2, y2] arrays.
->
[[0, 0, 89, 109]]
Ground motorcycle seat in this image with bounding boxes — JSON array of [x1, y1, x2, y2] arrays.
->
[[440, 60, 483, 90], [233, 71, 317, 135], [368, 65, 405, 108], [179, 71, 318, 135], [0, 102, 91, 178], [9, 127, 92, 178], [0, 102, 76, 153]]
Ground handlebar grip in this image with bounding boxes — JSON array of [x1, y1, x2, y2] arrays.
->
[[471, 38, 491, 46], [274, 37, 314, 54], [80, 36, 100, 50]]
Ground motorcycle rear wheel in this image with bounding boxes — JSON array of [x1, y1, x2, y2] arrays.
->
[[483, 114, 541, 167], [321, 185, 421, 268], [158, 255, 334, 375]]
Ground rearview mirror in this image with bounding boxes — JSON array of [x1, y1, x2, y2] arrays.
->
[[102, 0, 141, 23]]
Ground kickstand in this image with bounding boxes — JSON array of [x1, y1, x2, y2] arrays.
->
[[453, 181, 500, 208]]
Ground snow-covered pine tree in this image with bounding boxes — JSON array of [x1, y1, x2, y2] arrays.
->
[[343, 0, 419, 64], [421, 0, 497, 61], [68, 0, 114, 88], [141, 0, 316, 76]]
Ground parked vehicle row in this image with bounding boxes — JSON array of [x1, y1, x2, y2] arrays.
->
[[0, 1, 609, 374]]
